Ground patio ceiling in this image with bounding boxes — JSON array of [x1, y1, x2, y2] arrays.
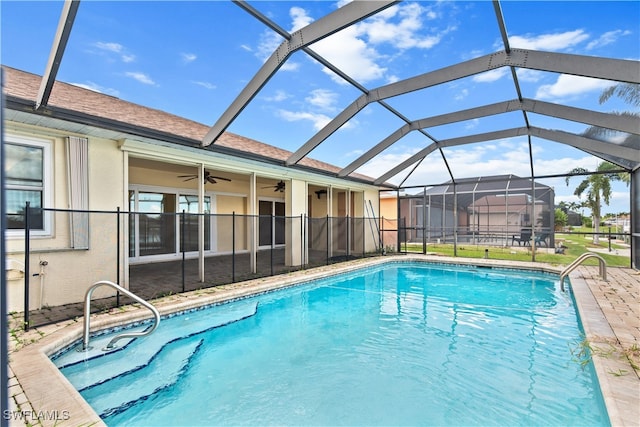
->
[[19, 0, 640, 189]]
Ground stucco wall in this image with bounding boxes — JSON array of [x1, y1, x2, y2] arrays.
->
[[5, 124, 124, 311]]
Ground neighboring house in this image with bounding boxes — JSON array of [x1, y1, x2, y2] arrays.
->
[[3, 66, 382, 311], [380, 175, 555, 248]]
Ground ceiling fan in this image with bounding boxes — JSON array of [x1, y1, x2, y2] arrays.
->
[[178, 170, 231, 184], [262, 180, 285, 192]]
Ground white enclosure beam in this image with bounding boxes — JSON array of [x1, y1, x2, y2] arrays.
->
[[202, 0, 397, 147], [339, 98, 639, 177], [373, 126, 639, 185], [288, 49, 639, 166], [35, 0, 80, 110]]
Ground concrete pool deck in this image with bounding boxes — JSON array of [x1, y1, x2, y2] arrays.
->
[[6, 255, 640, 426]]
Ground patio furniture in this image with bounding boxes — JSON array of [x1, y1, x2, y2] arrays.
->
[[534, 232, 550, 247], [511, 228, 532, 246]]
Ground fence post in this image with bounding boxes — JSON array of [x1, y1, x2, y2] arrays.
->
[[326, 215, 330, 265], [381, 216, 385, 254], [300, 213, 305, 269], [346, 215, 350, 259], [270, 213, 274, 277], [181, 210, 186, 292], [116, 206, 121, 307], [363, 215, 366, 257], [232, 212, 236, 283], [23, 202, 30, 331]]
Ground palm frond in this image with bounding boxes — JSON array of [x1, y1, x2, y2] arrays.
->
[[599, 83, 640, 107]]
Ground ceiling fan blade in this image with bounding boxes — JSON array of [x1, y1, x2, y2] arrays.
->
[[211, 176, 232, 182]]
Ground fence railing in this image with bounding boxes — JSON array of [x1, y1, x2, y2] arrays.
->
[[8, 205, 631, 330], [7, 206, 392, 329]]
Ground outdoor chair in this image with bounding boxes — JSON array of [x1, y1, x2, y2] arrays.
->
[[511, 228, 532, 246], [533, 232, 550, 247]]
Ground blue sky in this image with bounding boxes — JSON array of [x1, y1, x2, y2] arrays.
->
[[2, 1, 638, 215]]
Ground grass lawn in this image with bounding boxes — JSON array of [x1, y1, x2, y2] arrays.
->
[[399, 230, 631, 268]]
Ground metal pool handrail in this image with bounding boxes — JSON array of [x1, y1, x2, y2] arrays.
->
[[79, 280, 160, 351], [559, 253, 607, 292]]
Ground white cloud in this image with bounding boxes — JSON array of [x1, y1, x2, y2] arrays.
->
[[276, 110, 332, 131], [473, 68, 508, 83], [181, 52, 197, 63], [356, 139, 537, 185], [264, 90, 290, 102], [359, 3, 442, 50], [312, 25, 387, 84], [464, 118, 480, 130], [356, 147, 422, 181], [94, 41, 136, 63], [536, 74, 612, 100], [121, 54, 135, 63], [70, 81, 119, 97], [386, 74, 400, 84], [586, 30, 632, 50], [290, 6, 313, 31], [94, 41, 123, 53], [306, 89, 339, 111], [290, 3, 450, 85], [192, 81, 216, 90], [125, 72, 156, 85], [515, 69, 544, 83], [454, 88, 469, 101], [509, 30, 589, 51]]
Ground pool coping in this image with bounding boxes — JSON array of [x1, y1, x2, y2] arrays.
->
[[7, 255, 639, 426]]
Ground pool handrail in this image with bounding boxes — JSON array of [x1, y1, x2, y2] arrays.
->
[[79, 280, 160, 351], [559, 253, 607, 292]]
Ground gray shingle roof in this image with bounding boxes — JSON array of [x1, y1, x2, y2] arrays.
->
[[3, 66, 371, 181]]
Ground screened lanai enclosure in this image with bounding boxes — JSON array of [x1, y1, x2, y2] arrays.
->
[[4, 0, 638, 267], [196, 1, 639, 267], [386, 175, 555, 251]]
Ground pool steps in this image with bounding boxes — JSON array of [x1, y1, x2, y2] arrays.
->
[[56, 300, 258, 391], [81, 337, 204, 418]]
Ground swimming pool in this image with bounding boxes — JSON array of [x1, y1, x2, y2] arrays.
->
[[53, 261, 610, 426]]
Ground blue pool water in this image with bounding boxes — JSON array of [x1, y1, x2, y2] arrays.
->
[[54, 261, 610, 426]]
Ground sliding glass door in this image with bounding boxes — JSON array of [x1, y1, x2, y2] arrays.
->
[[258, 200, 285, 248]]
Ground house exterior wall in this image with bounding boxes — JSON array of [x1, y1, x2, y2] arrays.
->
[[5, 122, 381, 312], [5, 123, 124, 311]]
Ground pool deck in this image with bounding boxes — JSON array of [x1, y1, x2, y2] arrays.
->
[[6, 255, 640, 426]]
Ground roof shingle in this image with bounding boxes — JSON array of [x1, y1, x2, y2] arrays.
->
[[3, 66, 370, 180]]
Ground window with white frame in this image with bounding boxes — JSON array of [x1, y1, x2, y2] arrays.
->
[[5, 135, 52, 235]]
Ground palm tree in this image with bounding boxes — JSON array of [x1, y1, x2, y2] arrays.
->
[[565, 162, 628, 245], [568, 83, 637, 245], [582, 83, 639, 145]]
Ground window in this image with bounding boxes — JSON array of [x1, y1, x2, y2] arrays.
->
[[5, 135, 52, 234]]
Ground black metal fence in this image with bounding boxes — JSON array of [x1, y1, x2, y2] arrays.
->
[[8, 205, 391, 329], [11, 204, 629, 330]]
